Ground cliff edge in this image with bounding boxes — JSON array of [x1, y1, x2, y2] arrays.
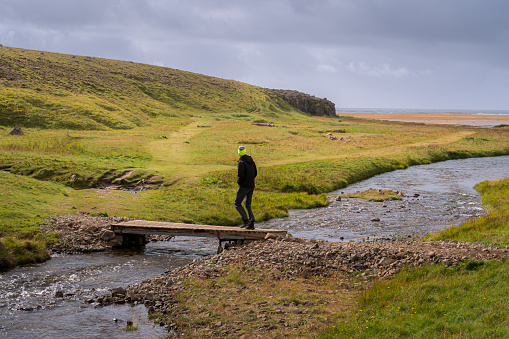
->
[[270, 89, 336, 117]]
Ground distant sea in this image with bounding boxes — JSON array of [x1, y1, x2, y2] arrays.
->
[[336, 108, 509, 115]]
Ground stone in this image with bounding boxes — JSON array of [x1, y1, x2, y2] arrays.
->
[[9, 126, 24, 135], [265, 233, 278, 240], [100, 230, 116, 241], [111, 287, 127, 297], [291, 308, 303, 314], [269, 89, 336, 116]]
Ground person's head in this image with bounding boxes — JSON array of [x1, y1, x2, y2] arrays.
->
[[238, 145, 247, 156]]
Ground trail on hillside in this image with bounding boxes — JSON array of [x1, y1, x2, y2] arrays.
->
[[147, 119, 202, 176], [233, 81, 259, 113]]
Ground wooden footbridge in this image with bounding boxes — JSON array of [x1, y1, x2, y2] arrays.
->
[[111, 220, 287, 251]]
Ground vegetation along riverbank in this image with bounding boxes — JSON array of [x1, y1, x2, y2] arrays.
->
[[1, 46, 509, 337]]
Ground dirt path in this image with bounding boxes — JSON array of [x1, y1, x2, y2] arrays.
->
[[148, 119, 198, 165], [146, 118, 213, 179]]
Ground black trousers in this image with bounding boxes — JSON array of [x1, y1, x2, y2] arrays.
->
[[234, 187, 254, 222]]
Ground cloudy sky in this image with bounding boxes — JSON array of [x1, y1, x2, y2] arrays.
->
[[1, 0, 508, 110]]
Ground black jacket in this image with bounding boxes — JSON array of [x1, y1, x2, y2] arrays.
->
[[237, 155, 257, 189]]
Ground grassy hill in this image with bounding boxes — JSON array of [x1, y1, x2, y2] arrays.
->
[[0, 46, 298, 130]]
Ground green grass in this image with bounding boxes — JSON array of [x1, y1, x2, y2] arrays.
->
[[0, 172, 69, 235], [320, 260, 509, 339], [340, 188, 404, 202], [0, 172, 66, 268], [424, 178, 509, 247]]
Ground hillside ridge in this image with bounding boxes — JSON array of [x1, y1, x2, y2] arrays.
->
[[0, 46, 335, 129]]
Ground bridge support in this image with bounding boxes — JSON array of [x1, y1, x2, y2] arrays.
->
[[117, 233, 147, 248]]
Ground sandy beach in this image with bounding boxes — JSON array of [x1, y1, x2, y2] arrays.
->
[[339, 112, 509, 126]]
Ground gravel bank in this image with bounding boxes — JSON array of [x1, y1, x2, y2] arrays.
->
[[40, 215, 171, 253], [100, 234, 509, 311]]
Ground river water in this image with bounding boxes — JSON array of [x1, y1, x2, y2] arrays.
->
[[1, 156, 509, 338], [261, 155, 509, 242]]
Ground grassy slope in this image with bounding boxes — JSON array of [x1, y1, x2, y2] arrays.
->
[[0, 46, 293, 130]]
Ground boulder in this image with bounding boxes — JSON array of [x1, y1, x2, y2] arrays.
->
[[100, 230, 116, 241], [111, 287, 127, 297], [9, 126, 24, 135]]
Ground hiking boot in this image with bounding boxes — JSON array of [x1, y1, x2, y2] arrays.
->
[[245, 220, 255, 230], [240, 219, 250, 228]]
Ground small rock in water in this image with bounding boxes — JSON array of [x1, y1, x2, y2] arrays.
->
[[54, 290, 64, 298]]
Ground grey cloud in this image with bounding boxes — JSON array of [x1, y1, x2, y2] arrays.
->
[[1, 0, 508, 109]]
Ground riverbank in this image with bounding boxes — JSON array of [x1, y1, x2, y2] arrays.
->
[[340, 112, 509, 126], [40, 215, 174, 253], [101, 235, 508, 338]]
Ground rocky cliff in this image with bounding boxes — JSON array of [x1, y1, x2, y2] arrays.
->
[[270, 89, 336, 117]]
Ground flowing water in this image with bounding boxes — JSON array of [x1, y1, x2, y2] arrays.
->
[[261, 156, 509, 241], [0, 240, 216, 338], [1, 156, 509, 338]]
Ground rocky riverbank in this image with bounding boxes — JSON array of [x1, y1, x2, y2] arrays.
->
[[96, 234, 509, 336], [40, 215, 171, 253]]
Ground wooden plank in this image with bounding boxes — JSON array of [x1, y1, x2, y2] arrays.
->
[[111, 220, 287, 240]]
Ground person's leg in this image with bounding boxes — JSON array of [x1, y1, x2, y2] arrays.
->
[[234, 187, 249, 223], [244, 189, 254, 222]]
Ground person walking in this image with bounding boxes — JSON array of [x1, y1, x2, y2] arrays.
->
[[235, 146, 257, 229]]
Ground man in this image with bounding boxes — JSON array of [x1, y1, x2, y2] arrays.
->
[[235, 145, 257, 229]]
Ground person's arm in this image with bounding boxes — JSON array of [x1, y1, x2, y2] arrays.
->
[[237, 160, 245, 184]]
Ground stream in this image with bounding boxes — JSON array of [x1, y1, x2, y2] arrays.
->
[[262, 155, 509, 242], [1, 156, 509, 338]]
